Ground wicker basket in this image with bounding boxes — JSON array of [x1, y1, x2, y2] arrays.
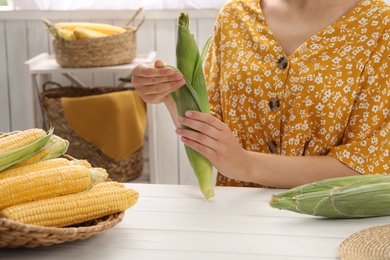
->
[[40, 82, 144, 182], [0, 212, 124, 248], [43, 8, 145, 68]]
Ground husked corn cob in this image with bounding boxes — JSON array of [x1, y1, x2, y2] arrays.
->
[[0, 128, 53, 171], [0, 165, 108, 210], [167, 13, 214, 199], [0, 158, 87, 180], [7, 134, 69, 169], [72, 159, 92, 168], [0, 181, 139, 227], [73, 27, 108, 39], [270, 174, 390, 218], [10, 149, 50, 167], [92, 181, 125, 190], [54, 22, 126, 35], [57, 28, 76, 41], [0, 128, 46, 153]]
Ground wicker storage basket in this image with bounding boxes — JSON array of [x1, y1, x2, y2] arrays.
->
[[40, 82, 144, 182], [0, 212, 124, 248], [43, 8, 144, 68]]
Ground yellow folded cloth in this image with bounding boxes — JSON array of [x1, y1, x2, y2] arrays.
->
[[61, 90, 146, 160]]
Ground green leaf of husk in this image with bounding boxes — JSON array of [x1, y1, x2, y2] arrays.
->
[[271, 175, 390, 218], [165, 65, 202, 112], [269, 195, 301, 213], [330, 182, 390, 218], [273, 174, 386, 199], [39, 134, 69, 161]]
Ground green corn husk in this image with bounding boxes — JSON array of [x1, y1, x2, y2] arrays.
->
[[270, 174, 390, 218], [0, 128, 54, 171], [39, 134, 69, 161], [167, 13, 214, 199], [272, 174, 383, 199]]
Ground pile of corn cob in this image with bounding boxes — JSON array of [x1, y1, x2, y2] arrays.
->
[[269, 174, 390, 218], [43, 20, 127, 41], [0, 128, 138, 227], [166, 13, 214, 199]]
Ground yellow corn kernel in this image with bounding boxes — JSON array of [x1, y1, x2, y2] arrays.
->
[[0, 182, 139, 227], [0, 128, 46, 154], [0, 158, 72, 180], [7, 149, 50, 169], [0, 165, 108, 210], [93, 181, 125, 190]]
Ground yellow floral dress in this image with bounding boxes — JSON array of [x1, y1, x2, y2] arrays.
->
[[204, 0, 390, 187]]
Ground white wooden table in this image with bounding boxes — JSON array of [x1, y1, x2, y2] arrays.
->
[[1, 183, 389, 259]]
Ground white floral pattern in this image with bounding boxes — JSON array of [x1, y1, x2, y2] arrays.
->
[[204, 0, 390, 187]]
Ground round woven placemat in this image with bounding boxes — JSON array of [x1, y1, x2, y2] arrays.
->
[[339, 224, 390, 260]]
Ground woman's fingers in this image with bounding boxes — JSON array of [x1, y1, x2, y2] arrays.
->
[[178, 110, 226, 134], [131, 60, 185, 104], [176, 111, 246, 178], [176, 111, 228, 152]]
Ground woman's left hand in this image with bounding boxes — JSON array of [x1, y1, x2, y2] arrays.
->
[[175, 110, 248, 180]]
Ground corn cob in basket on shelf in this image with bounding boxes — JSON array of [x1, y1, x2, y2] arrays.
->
[[43, 20, 127, 41], [0, 127, 138, 228]]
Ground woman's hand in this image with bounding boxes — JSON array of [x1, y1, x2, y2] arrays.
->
[[131, 59, 185, 104], [175, 110, 249, 180], [175, 111, 360, 188]]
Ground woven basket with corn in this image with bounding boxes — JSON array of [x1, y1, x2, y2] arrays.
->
[[0, 128, 138, 228]]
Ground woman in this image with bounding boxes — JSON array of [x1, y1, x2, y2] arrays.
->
[[131, 0, 390, 188]]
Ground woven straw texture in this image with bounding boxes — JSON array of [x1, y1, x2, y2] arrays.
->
[[339, 224, 390, 260], [44, 8, 144, 68], [0, 212, 124, 248], [40, 82, 143, 182]]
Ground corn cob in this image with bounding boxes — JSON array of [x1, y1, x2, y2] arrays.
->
[[54, 22, 126, 36], [0, 128, 46, 153], [0, 181, 138, 227], [57, 28, 76, 41], [0, 128, 53, 171], [0, 158, 87, 180], [269, 174, 390, 218], [7, 134, 69, 169], [10, 149, 50, 167], [93, 181, 126, 190], [0, 165, 108, 210], [73, 27, 108, 39], [167, 13, 214, 199]]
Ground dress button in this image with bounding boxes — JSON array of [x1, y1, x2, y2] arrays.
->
[[268, 140, 277, 154], [277, 56, 288, 69], [269, 98, 280, 111]]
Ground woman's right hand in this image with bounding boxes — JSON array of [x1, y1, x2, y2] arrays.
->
[[131, 59, 186, 104]]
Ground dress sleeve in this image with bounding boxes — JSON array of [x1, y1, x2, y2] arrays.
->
[[328, 27, 390, 174]]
